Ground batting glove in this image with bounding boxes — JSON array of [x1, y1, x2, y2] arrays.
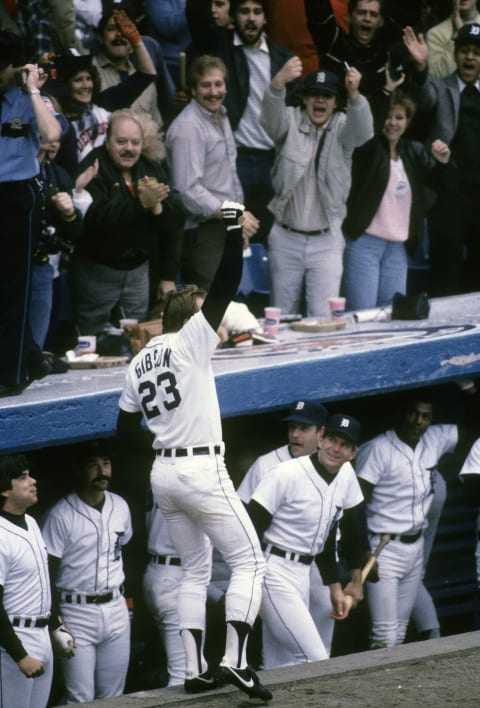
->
[[52, 624, 76, 658], [113, 9, 142, 46], [221, 200, 245, 232]]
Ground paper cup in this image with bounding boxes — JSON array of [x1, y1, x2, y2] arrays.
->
[[328, 297, 346, 321], [264, 307, 282, 337], [75, 335, 96, 355]]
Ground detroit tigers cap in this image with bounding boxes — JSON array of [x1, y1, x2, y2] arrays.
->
[[455, 23, 480, 49], [303, 69, 339, 96], [284, 400, 327, 426], [324, 413, 361, 445]]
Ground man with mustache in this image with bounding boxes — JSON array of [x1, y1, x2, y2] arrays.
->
[[186, 0, 302, 246], [166, 54, 259, 290], [71, 109, 184, 335], [92, 8, 166, 162], [404, 23, 480, 295], [42, 441, 133, 703]]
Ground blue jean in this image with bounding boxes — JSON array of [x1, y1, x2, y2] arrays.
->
[[30, 262, 54, 349], [342, 233, 408, 310]]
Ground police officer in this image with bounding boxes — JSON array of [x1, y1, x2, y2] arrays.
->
[[0, 31, 61, 396]]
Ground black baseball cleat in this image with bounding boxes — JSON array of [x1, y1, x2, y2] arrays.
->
[[184, 669, 218, 693], [218, 664, 272, 701]]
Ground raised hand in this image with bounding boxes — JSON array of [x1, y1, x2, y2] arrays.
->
[[403, 26, 428, 70]]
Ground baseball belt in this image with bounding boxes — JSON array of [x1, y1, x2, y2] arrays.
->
[[60, 591, 114, 604], [149, 554, 181, 566], [156, 444, 223, 458], [11, 616, 50, 628], [262, 543, 314, 565], [378, 531, 422, 544]]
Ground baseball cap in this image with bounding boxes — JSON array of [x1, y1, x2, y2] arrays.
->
[[0, 31, 24, 71], [324, 414, 361, 445], [455, 23, 480, 49], [284, 400, 327, 426], [303, 70, 339, 96]]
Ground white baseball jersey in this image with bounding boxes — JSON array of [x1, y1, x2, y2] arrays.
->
[[252, 455, 363, 555], [356, 425, 458, 535], [459, 437, 480, 583], [0, 514, 51, 619], [119, 311, 222, 448], [237, 444, 292, 502], [42, 491, 132, 592]]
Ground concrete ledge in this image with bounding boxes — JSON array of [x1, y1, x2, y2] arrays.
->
[[77, 631, 480, 707]]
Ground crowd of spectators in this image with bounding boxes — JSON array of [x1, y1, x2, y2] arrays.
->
[[1, 0, 480, 396], [2, 2, 480, 704]]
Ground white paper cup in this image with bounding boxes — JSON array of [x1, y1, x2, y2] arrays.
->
[[328, 297, 346, 321], [264, 307, 282, 337], [75, 335, 96, 355]]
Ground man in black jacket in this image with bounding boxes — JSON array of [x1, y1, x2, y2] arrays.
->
[[186, 0, 301, 244], [71, 108, 184, 335]]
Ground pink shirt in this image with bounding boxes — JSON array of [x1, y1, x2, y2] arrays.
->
[[366, 158, 411, 242]]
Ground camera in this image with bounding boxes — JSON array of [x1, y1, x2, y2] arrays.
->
[[14, 68, 29, 90], [34, 224, 75, 264]]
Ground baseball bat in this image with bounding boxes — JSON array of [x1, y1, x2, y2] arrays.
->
[[332, 533, 391, 619], [179, 51, 187, 92]]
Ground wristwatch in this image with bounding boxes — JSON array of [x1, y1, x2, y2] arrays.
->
[[29, 89, 41, 95]]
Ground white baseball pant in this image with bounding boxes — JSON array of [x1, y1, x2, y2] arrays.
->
[[0, 626, 53, 708]]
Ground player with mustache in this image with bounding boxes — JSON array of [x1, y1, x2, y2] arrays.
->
[[42, 441, 133, 703]]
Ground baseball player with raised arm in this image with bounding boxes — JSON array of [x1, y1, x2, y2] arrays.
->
[[246, 414, 365, 668], [116, 202, 270, 701], [238, 399, 340, 659], [356, 390, 458, 648], [42, 441, 133, 703], [459, 437, 480, 588], [0, 454, 71, 708], [143, 488, 187, 686]]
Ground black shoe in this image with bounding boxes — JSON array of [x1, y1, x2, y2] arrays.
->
[[218, 664, 272, 701], [42, 351, 70, 374], [184, 669, 218, 693], [28, 354, 53, 381]]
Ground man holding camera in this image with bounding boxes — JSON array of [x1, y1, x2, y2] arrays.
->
[[0, 31, 61, 396], [29, 136, 82, 358]]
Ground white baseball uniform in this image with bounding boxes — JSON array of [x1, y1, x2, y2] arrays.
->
[[459, 437, 480, 586], [356, 424, 458, 648], [42, 490, 132, 703], [119, 309, 265, 679], [0, 513, 53, 708], [251, 455, 363, 668], [238, 444, 340, 657], [143, 493, 190, 686]]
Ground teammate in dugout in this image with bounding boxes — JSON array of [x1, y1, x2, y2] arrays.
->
[[0, 454, 74, 708], [117, 201, 271, 701], [238, 399, 342, 660], [42, 441, 133, 703], [356, 390, 459, 648], [246, 414, 365, 667]]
